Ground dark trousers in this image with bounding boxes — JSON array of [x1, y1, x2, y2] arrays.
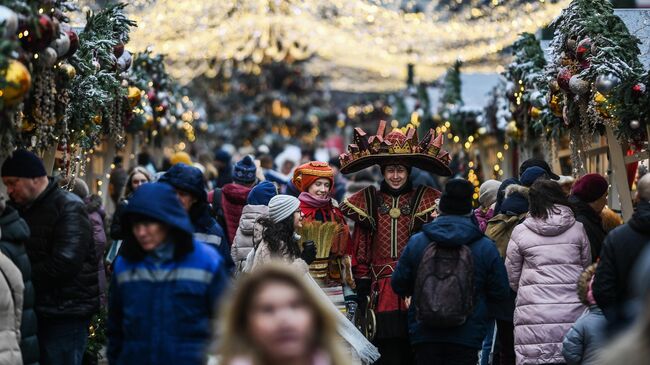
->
[[38, 317, 90, 365], [414, 343, 478, 365], [496, 320, 515, 365], [375, 338, 413, 365]]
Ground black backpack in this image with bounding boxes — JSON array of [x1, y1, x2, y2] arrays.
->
[[414, 242, 474, 328]]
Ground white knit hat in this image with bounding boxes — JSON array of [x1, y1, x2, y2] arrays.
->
[[478, 179, 501, 208], [268, 195, 300, 223]]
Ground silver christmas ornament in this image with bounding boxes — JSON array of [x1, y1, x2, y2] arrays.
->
[[630, 120, 641, 129], [569, 75, 590, 95], [0, 6, 18, 38], [596, 74, 621, 94], [50, 31, 70, 58], [39, 47, 58, 67]]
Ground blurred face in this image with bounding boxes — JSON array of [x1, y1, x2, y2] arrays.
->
[[282, 161, 295, 175], [307, 178, 331, 199], [2, 176, 44, 206], [175, 189, 197, 212], [383, 165, 408, 190], [590, 192, 608, 214], [131, 172, 148, 191], [132, 221, 168, 251], [248, 281, 316, 362], [293, 210, 304, 229]]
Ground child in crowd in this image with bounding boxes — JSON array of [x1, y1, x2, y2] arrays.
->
[[562, 264, 607, 365]]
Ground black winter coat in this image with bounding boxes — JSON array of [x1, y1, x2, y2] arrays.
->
[[593, 200, 650, 332], [570, 195, 606, 262], [0, 206, 39, 365], [16, 179, 99, 319], [110, 198, 128, 241]]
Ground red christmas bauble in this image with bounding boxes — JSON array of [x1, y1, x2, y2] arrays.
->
[[19, 15, 56, 52], [557, 67, 572, 92], [632, 83, 646, 97], [576, 37, 592, 62], [63, 30, 79, 58]]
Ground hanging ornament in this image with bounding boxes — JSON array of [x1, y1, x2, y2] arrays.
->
[[632, 83, 646, 97], [569, 75, 590, 95], [63, 30, 79, 58], [113, 43, 125, 58], [576, 37, 592, 62], [92, 58, 101, 72], [549, 79, 560, 93], [38, 47, 58, 68], [562, 106, 572, 127], [58, 63, 76, 80], [19, 15, 55, 52], [594, 92, 611, 118], [116, 50, 132, 71], [92, 115, 103, 125], [0, 5, 18, 38], [566, 37, 577, 54], [594, 92, 607, 104], [127, 86, 142, 108], [630, 120, 641, 129], [50, 31, 70, 59], [557, 68, 572, 92], [596, 74, 621, 95], [1, 60, 31, 106], [549, 94, 563, 117], [529, 106, 542, 119], [505, 121, 520, 139]]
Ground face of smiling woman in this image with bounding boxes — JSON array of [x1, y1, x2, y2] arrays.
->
[[306, 178, 331, 199]]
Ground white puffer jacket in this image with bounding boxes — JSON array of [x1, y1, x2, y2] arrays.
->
[[0, 251, 24, 365], [231, 205, 268, 272]]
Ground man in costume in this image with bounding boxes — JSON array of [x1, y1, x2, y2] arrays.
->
[[339, 120, 452, 364]]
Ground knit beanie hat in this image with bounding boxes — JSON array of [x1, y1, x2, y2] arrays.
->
[[214, 148, 232, 163], [170, 151, 192, 166], [233, 155, 257, 184], [1, 149, 47, 178], [268, 194, 300, 223], [572, 173, 609, 203], [478, 179, 501, 208], [520, 166, 548, 187], [292, 161, 334, 193], [519, 158, 559, 180], [247, 181, 278, 206], [439, 179, 474, 216]]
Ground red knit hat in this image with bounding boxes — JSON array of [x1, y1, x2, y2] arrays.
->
[[572, 173, 609, 203], [292, 161, 334, 192]]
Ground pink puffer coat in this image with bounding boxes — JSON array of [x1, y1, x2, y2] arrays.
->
[[506, 204, 591, 365]]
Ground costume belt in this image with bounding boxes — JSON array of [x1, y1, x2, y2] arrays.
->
[[371, 262, 397, 281]]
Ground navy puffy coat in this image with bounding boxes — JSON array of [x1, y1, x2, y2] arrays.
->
[[391, 215, 509, 349]]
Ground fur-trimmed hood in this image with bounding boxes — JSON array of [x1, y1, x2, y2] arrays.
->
[[499, 184, 529, 216]]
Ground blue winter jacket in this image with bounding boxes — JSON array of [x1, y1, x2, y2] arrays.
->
[[391, 214, 510, 349], [193, 208, 234, 273], [108, 183, 229, 365], [562, 306, 607, 365]]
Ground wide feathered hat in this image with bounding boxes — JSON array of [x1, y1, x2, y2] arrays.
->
[[339, 120, 452, 176]]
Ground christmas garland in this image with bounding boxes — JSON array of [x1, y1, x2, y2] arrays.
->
[[546, 0, 645, 159]]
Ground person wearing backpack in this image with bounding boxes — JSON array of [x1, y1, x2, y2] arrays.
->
[[391, 179, 510, 365]]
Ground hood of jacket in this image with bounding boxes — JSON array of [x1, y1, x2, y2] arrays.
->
[[84, 194, 105, 218], [122, 183, 195, 260], [494, 177, 520, 213], [240, 205, 269, 234], [222, 183, 253, 205], [630, 200, 650, 234], [0, 206, 30, 243], [159, 163, 208, 202], [423, 214, 484, 247], [523, 204, 576, 237], [499, 184, 529, 216]]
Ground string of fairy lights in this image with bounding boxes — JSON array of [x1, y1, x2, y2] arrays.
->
[[64, 0, 573, 92]]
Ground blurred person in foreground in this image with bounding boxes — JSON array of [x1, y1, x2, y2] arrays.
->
[[215, 263, 348, 365], [107, 183, 229, 365]]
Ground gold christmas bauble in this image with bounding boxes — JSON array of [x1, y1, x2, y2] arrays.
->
[[529, 106, 542, 119], [549, 94, 563, 117], [92, 115, 102, 125], [59, 63, 76, 79], [594, 92, 607, 104], [1, 60, 31, 106], [127, 86, 142, 108], [505, 121, 520, 139]]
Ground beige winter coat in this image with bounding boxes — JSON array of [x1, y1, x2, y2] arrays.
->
[[0, 251, 24, 365]]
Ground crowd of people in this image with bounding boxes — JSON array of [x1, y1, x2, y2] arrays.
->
[[0, 123, 649, 365]]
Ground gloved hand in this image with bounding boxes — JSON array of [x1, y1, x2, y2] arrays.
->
[[300, 240, 317, 265], [356, 278, 372, 298]]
